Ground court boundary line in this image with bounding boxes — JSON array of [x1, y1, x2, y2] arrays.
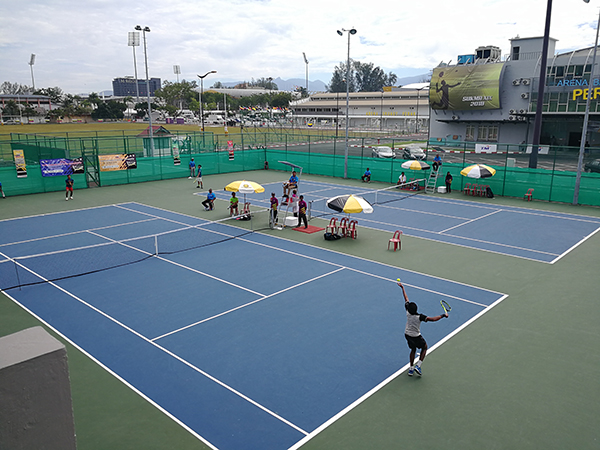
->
[[550, 224, 600, 264], [287, 294, 510, 450], [4, 250, 310, 439]]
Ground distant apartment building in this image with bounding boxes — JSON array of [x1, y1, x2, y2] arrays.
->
[[112, 77, 161, 97]]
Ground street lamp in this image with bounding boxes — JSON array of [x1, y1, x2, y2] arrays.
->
[[574, 0, 599, 204], [198, 71, 217, 132], [135, 25, 153, 153], [29, 54, 36, 91], [337, 27, 357, 178], [127, 32, 141, 104]]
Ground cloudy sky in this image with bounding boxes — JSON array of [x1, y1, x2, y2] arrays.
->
[[1, 0, 598, 95]]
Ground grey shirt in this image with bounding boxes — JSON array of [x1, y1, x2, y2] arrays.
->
[[405, 308, 427, 337]]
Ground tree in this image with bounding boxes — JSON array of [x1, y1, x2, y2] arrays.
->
[[327, 61, 356, 93], [0, 82, 32, 95], [328, 61, 397, 93], [354, 62, 398, 92], [294, 86, 309, 99], [91, 100, 126, 120], [155, 80, 198, 111], [1, 100, 20, 116], [211, 81, 224, 89], [33, 87, 64, 104]]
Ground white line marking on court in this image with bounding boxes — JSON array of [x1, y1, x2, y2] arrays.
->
[[4, 256, 309, 438], [152, 268, 344, 341], [439, 209, 502, 233], [288, 292, 510, 450], [550, 224, 600, 264]]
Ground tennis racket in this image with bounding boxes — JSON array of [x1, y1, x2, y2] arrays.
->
[[440, 300, 451, 315]]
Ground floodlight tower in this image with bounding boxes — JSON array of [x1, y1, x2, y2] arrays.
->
[[135, 25, 153, 153], [29, 54, 36, 91], [337, 27, 357, 178], [303, 52, 309, 94], [127, 32, 141, 104]]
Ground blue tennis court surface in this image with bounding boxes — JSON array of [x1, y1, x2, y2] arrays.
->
[[235, 180, 600, 263], [1, 203, 506, 449]]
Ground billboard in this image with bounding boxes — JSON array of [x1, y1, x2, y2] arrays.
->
[[429, 63, 504, 111], [40, 158, 85, 177], [98, 154, 137, 171]]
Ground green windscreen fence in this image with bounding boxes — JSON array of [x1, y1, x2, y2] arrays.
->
[[1, 132, 599, 207]]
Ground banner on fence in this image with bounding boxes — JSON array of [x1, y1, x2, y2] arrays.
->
[[13, 150, 27, 178], [98, 154, 137, 171], [228, 140, 234, 160], [40, 158, 85, 176]]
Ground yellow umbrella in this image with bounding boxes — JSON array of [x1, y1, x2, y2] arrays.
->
[[224, 180, 265, 194], [327, 194, 373, 214], [401, 160, 430, 170], [224, 180, 265, 204]]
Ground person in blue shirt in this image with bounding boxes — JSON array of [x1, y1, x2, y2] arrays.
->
[[283, 171, 299, 199], [433, 154, 442, 171], [202, 188, 216, 211], [189, 158, 196, 178], [361, 168, 371, 182], [0, 181, 5, 198]]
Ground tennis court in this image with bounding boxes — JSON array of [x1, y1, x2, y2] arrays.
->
[[233, 179, 600, 263], [0, 202, 505, 450]]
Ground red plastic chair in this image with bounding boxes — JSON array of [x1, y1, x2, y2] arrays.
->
[[348, 220, 358, 239], [463, 183, 471, 195], [470, 184, 479, 196], [388, 230, 402, 251], [338, 217, 349, 237], [326, 217, 338, 234], [524, 188, 534, 201]]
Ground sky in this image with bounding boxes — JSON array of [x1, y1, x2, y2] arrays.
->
[[1, 0, 599, 95]]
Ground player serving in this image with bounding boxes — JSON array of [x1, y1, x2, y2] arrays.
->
[[398, 281, 448, 376]]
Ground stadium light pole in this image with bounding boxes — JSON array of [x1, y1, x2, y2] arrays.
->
[[29, 54, 36, 91], [303, 52, 309, 94], [198, 71, 217, 132], [127, 32, 141, 104], [574, 0, 599, 204], [135, 25, 154, 153], [337, 27, 357, 178]]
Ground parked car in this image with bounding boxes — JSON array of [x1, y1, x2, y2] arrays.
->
[[584, 159, 600, 173], [372, 146, 394, 158], [401, 144, 426, 160]]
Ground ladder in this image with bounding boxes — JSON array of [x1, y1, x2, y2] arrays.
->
[[425, 159, 443, 194]]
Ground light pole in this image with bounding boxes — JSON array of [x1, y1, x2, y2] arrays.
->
[[380, 90, 384, 131], [337, 27, 357, 178], [198, 71, 216, 132], [574, 0, 599, 204], [127, 32, 141, 104], [29, 54, 36, 91], [303, 52, 309, 94], [529, 0, 553, 168], [135, 25, 153, 153]]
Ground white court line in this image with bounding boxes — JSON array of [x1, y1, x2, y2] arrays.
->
[[439, 209, 503, 233], [0, 217, 159, 249], [287, 293, 510, 450], [3, 251, 309, 439], [151, 268, 344, 341], [550, 224, 600, 264]]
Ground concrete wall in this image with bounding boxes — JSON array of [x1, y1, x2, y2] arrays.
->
[[0, 326, 77, 450]]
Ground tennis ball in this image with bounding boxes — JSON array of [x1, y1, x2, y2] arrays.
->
[[397, 278, 401, 282]]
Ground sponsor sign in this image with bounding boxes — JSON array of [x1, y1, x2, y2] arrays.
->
[[430, 64, 504, 111], [98, 154, 137, 171], [40, 158, 85, 176], [13, 150, 27, 178]]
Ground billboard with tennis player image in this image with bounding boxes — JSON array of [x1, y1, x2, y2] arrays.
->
[[429, 63, 505, 111]]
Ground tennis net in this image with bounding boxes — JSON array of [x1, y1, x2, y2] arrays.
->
[[0, 209, 271, 291], [308, 179, 425, 220]]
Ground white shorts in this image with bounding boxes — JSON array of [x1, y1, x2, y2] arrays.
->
[[196, 176, 203, 181]]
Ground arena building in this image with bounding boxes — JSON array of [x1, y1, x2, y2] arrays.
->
[[428, 36, 600, 150]]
